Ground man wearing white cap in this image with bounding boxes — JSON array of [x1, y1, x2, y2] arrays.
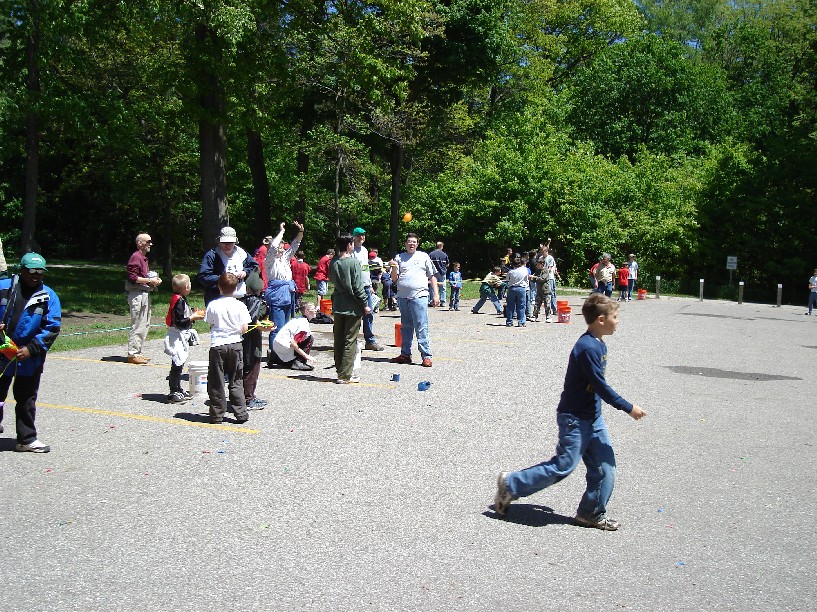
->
[[197, 226, 259, 306]]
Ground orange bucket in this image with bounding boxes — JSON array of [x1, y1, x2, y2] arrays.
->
[[556, 300, 569, 311], [637, 289, 647, 300], [394, 322, 402, 347], [319, 299, 332, 315], [557, 307, 572, 323]]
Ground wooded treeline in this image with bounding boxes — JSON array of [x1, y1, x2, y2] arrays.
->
[[1, 0, 815, 301]]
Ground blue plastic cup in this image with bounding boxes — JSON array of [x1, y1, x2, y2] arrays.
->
[[417, 381, 431, 391]]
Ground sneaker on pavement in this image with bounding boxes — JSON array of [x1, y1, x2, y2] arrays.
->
[[494, 472, 514, 517], [390, 354, 413, 365], [183, 391, 193, 400], [167, 391, 188, 404], [291, 360, 314, 371], [0, 423, 4, 434], [127, 354, 149, 365], [246, 398, 266, 410], [421, 357, 432, 367], [364, 342, 385, 352], [335, 376, 361, 384], [574, 514, 620, 531], [15, 439, 50, 453]]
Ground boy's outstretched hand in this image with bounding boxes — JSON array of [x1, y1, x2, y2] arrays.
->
[[629, 405, 647, 420]]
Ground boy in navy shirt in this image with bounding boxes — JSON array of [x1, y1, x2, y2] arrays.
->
[[494, 293, 646, 530]]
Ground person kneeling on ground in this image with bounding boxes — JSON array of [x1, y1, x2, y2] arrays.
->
[[269, 302, 318, 371]]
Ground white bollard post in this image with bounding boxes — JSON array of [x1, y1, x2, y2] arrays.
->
[[699, 279, 704, 302], [776, 284, 782, 308], [655, 276, 661, 299], [738, 281, 744, 305]]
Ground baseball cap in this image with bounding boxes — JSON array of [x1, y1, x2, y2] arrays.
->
[[352, 227, 366, 236], [20, 252, 47, 271], [368, 251, 377, 258], [218, 227, 238, 243]]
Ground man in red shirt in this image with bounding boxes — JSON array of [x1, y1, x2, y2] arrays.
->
[[125, 234, 162, 364], [617, 264, 630, 302], [290, 251, 312, 312], [314, 248, 334, 303]]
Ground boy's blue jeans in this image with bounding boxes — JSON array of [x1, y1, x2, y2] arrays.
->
[[505, 412, 617, 520], [449, 286, 461, 309], [472, 289, 502, 313]]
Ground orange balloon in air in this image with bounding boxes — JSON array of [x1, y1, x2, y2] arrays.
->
[[403, 212, 412, 222]]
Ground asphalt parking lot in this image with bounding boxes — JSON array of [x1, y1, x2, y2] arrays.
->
[[1, 295, 815, 611]]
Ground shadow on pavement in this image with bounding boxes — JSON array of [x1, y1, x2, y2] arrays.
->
[[0, 439, 18, 452], [140, 393, 172, 404], [100, 356, 129, 363], [484, 504, 575, 528]]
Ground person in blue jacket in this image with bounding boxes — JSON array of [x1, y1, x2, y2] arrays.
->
[[0, 253, 62, 453], [493, 293, 646, 530]]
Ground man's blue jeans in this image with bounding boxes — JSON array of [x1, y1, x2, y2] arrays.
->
[[505, 412, 616, 520], [549, 278, 558, 313], [506, 286, 526, 326], [808, 292, 817, 314], [627, 278, 635, 300], [397, 296, 431, 359], [363, 285, 376, 344]]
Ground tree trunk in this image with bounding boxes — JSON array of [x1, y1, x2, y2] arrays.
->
[[22, 4, 40, 254], [196, 24, 228, 250], [247, 126, 272, 243], [388, 140, 404, 257]]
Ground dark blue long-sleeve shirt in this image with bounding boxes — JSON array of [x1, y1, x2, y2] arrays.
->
[[557, 330, 633, 420]]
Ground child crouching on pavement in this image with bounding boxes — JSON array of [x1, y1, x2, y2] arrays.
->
[[494, 293, 647, 530], [204, 272, 251, 424], [164, 274, 204, 403]]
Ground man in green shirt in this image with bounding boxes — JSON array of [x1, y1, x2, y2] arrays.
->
[[329, 233, 371, 384]]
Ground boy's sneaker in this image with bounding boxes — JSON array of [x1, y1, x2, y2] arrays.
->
[[167, 392, 188, 404], [364, 342, 385, 351], [574, 514, 620, 531], [291, 360, 314, 371], [15, 439, 50, 453], [247, 398, 266, 410], [421, 357, 432, 367], [494, 472, 514, 517], [390, 354, 413, 365], [335, 376, 361, 384], [183, 391, 193, 400]]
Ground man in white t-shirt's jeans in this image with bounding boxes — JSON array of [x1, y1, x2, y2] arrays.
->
[[389, 233, 439, 368], [352, 227, 385, 352]]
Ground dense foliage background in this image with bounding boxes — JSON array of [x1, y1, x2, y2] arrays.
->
[[1, 0, 815, 302]]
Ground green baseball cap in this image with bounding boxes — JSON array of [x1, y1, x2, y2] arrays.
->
[[20, 252, 47, 271], [352, 227, 366, 236]]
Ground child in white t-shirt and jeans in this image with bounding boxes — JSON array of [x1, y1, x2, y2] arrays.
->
[[205, 272, 251, 424]]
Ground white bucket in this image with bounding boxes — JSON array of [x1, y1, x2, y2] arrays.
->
[[188, 361, 209, 396]]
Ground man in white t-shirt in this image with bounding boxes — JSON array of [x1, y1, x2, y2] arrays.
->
[[626, 254, 639, 301], [389, 233, 439, 367], [270, 302, 318, 370]]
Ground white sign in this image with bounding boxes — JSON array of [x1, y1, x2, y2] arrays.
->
[[726, 256, 738, 270]]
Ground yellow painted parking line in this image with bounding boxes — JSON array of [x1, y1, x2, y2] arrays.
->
[[37, 402, 259, 434], [434, 338, 513, 347]]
